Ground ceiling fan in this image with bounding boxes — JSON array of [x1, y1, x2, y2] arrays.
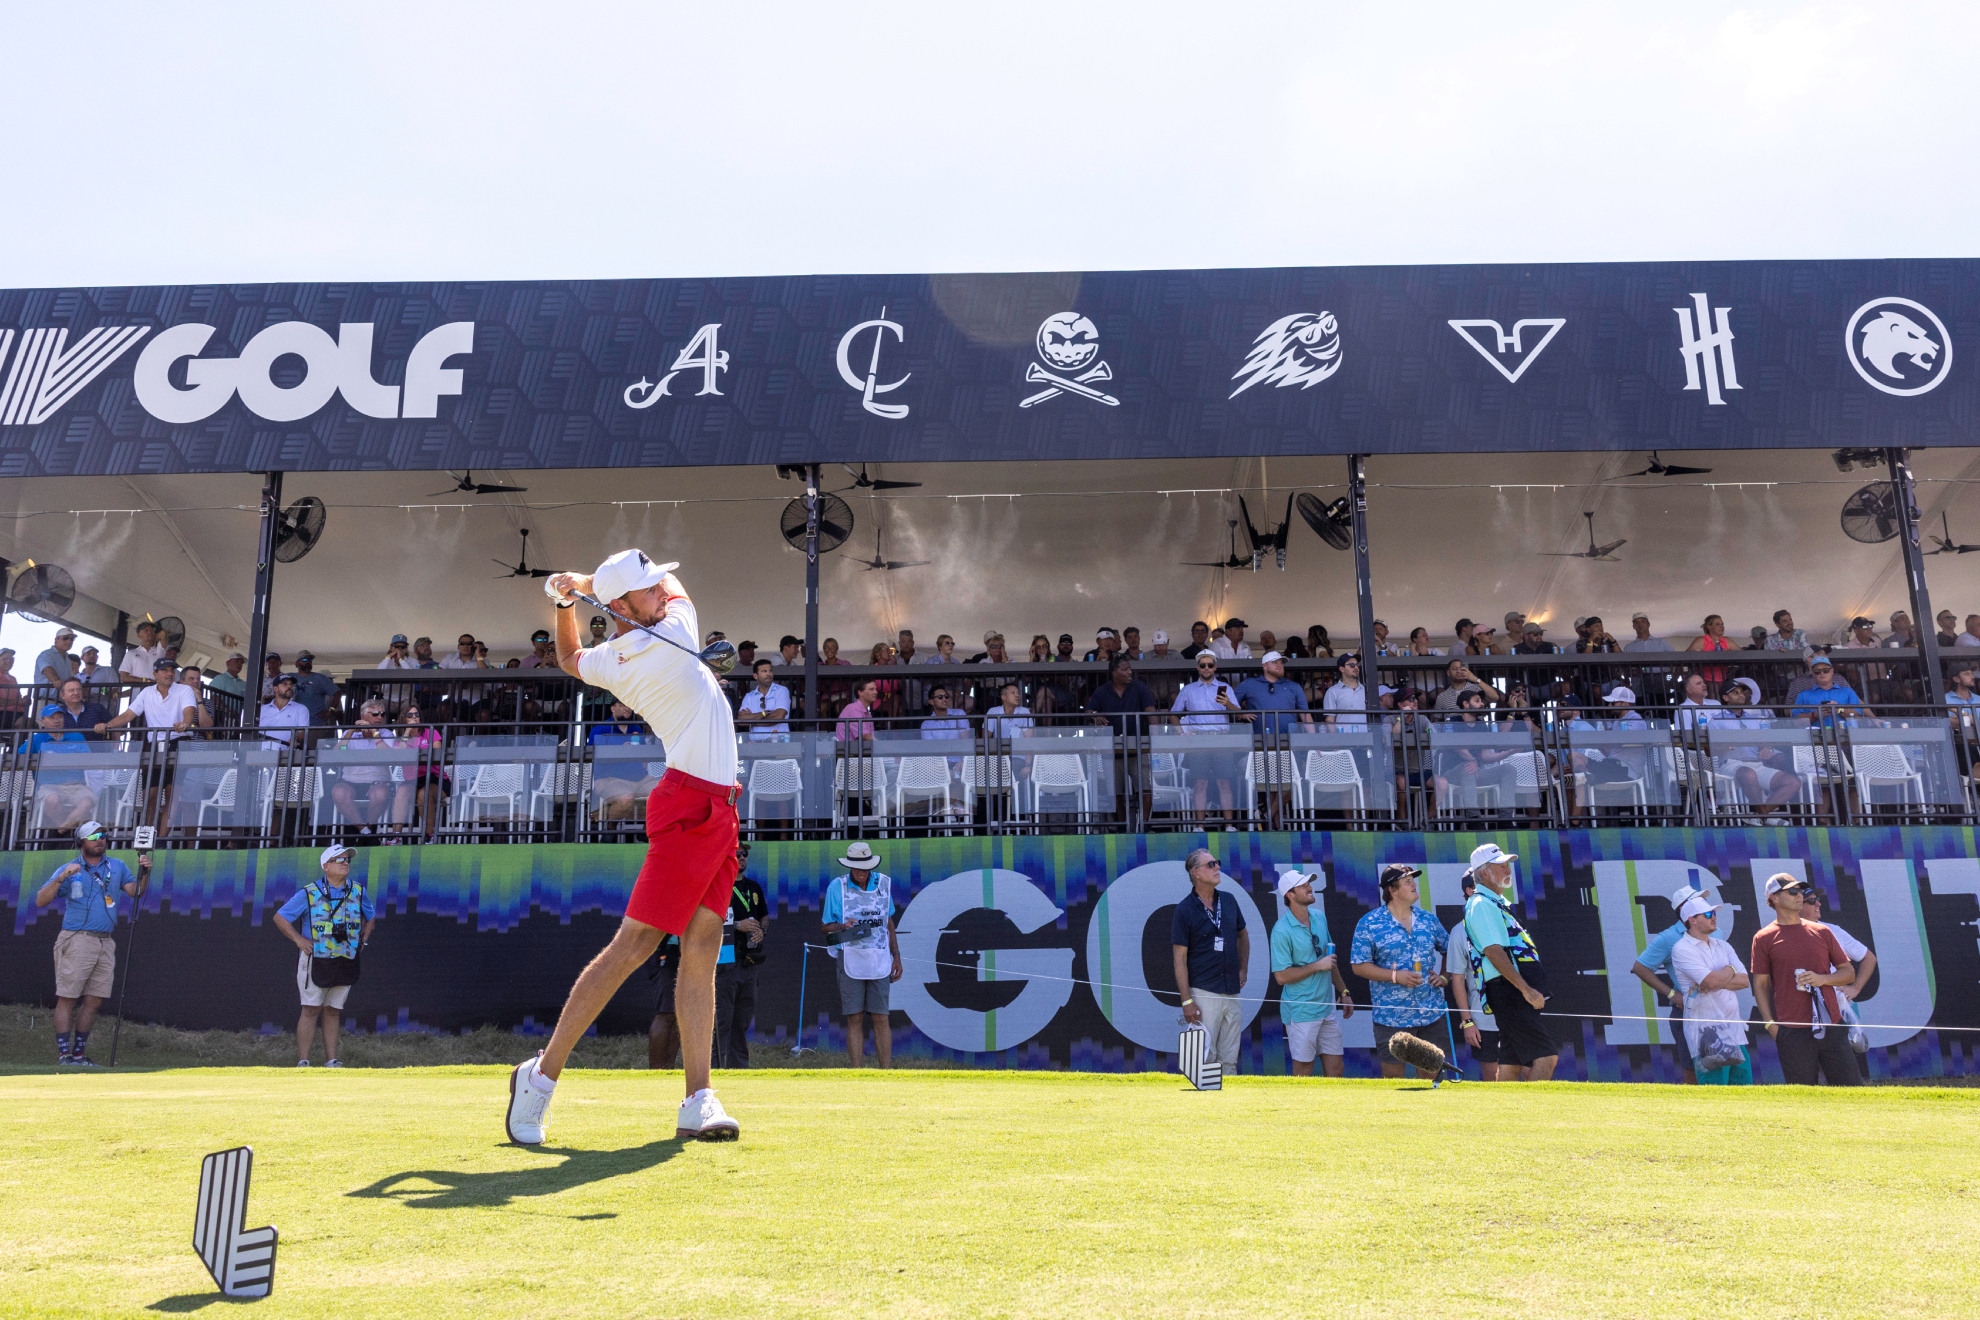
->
[[493, 528, 552, 578], [1541, 511, 1627, 561], [1182, 520, 1254, 571], [839, 463, 921, 492], [855, 522, 929, 572], [428, 469, 528, 496], [1927, 511, 1980, 555], [1621, 450, 1713, 478]]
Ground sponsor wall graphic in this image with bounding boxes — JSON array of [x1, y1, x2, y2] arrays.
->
[[6, 827, 1980, 1082], [0, 260, 1972, 477]]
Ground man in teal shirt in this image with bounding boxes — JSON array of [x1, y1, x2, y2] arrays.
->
[[1461, 842, 1557, 1081], [1270, 867, 1353, 1077]]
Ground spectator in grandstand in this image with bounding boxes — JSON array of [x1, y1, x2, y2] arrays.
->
[[1751, 874, 1859, 1085], [776, 635, 803, 666], [1451, 618, 1476, 654], [1796, 887, 1876, 1012], [1026, 634, 1051, 663], [921, 684, 970, 737], [820, 636, 851, 666], [328, 700, 399, 838], [1081, 628, 1118, 662], [519, 629, 556, 668], [1675, 672, 1724, 726], [1257, 630, 1280, 656], [1948, 659, 1980, 711], [290, 651, 338, 721], [440, 633, 488, 668], [973, 632, 1009, 665], [1669, 893, 1752, 1086], [1794, 655, 1868, 718], [1322, 652, 1370, 727], [1627, 882, 1714, 1085], [34, 821, 149, 1066], [272, 844, 375, 1067], [585, 616, 610, 648], [822, 841, 901, 1068], [588, 701, 659, 822], [53, 678, 111, 742], [1444, 870, 1501, 1078], [117, 620, 164, 685], [1149, 629, 1173, 660], [76, 646, 119, 687], [397, 703, 448, 841], [1172, 655, 1240, 819], [409, 636, 438, 667], [1743, 625, 1770, 651], [1576, 616, 1621, 654], [1405, 626, 1438, 656], [1350, 863, 1449, 1078], [1271, 867, 1351, 1078], [1053, 633, 1076, 662], [716, 842, 768, 1069], [1306, 625, 1334, 658], [894, 629, 918, 665], [1883, 612, 1916, 650], [1462, 843, 1557, 1080], [1839, 616, 1879, 648], [36, 627, 77, 688], [378, 633, 416, 670], [1960, 615, 1980, 649], [30, 705, 95, 828], [1435, 689, 1518, 811], [1367, 620, 1393, 656], [260, 653, 285, 700], [258, 675, 309, 750], [1211, 618, 1252, 660], [737, 659, 792, 742], [1624, 611, 1672, 652], [1468, 623, 1500, 655], [180, 666, 216, 734], [1121, 626, 1145, 660], [1180, 621, 1212, 659], [835, 679, 879, 745], [1087, 657, 1157, 732], [983, 682, 1033, 739], [208, 652, 248, 700], [1765, 609, 1808, 653], [1513, 621, 1556, 655], [1565, 688, 1648, 816], [1936, 609, 1960, 648], [1171, 848, 1248, 1073], [1235, 651, 1313, 732], [1688, 615, 1736, 687], [1716, 680, 1802, 821], [101, 658, 197, 826], [1432, 658, 1497, 712], [0, 649, 19, 725]]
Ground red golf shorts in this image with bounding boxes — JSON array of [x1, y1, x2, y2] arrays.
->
[[625, 767, 741, 936]]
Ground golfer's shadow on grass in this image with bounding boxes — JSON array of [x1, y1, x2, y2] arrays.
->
[[346, 1138, 686, 1211]]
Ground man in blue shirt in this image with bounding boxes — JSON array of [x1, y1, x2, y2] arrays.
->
[[1234, 652, 1314, 736], [289, 650, 339, 722], [1461, 842, 1556, 1080], [919, 684, 971, 738], [33, 821, 149, 1066], [1171, 848, 1250, 1074], [1629, 878, 1720, 1084], [1793, 655, 1867, 721], [1270, 867, 1352, 1077]]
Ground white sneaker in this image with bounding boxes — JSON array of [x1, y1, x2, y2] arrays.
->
[[295, 1059, 312, 1068], [323, 1058, 343, 1068], [506, 1054, 554, 1145], [676, 1088, 740, 1142]]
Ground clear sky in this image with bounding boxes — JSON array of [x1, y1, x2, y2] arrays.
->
[[3, 2, 1975, 289]]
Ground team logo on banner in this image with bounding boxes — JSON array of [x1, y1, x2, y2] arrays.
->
[[1844, 297, 1951, 397], [1673, 293, 1740, 406], [891, 869, 1075, 1052], [1020, 312, 1118, 408], [1228, 311, 1343, 397], [0, 326, 151, 426], [835, 309, 912, 419], [624, 322, 728, 407], [1447, 317, 1565, 383]]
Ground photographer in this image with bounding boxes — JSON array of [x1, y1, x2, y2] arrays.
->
[[272, 845, 375, 1067], [715, 842, 769, 1068], [33, 821, 150, 1066]]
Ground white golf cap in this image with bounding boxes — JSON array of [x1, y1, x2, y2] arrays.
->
[[1151, 630, 1169, 644], [1467, 842, 1516, 871], [1607, 686, 1636, 703], [1260, 650, 1284, 664], [75, 820, 106, 840], [1676, 893, 1715, 922], [838, 840, 881, 870], [592, 549, 679, 603], [1276, 866, 1325, 899], [319, 844, 355, 867], [1670, 880, 1715, 907]]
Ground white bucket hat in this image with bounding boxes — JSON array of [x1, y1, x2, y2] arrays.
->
[[838, 841, 881, 871]]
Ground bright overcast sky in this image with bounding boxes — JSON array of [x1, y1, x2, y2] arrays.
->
[[3, 3, 1976, 286]]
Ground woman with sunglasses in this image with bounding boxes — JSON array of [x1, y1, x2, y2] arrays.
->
[[398, 703, 448, 843], [1170, 654, 1241, 820]]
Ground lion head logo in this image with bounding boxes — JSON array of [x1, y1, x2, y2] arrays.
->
[[1857, 310, 1940, 383], [1229, 311, 1343, 398]]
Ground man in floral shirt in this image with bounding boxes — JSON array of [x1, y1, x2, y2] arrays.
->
[[1350, 863, 1449, 1078]]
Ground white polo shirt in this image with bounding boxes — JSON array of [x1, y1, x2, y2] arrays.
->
[[574, 591, 738, 785], [739, 683, 793, 741], [119, 643, 166, 681], [129, 682, 197, 741]]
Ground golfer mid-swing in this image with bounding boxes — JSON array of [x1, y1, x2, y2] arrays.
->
[[506, 550, 742, 1143]]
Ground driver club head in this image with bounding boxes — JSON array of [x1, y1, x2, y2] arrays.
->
[[698, 640, 739, 675]]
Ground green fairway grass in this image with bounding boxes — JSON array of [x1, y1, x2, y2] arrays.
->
[[2, 1069, 1976, 1318]]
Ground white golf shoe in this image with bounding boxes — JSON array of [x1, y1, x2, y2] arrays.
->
[[676, 1088, 740, 1142], [506, 1054, 555, 1145]]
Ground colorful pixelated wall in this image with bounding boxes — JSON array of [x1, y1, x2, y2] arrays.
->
[[6, 828, 1980, 1082]]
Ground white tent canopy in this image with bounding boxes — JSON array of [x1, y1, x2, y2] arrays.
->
[[5, 449, 1980, 676]]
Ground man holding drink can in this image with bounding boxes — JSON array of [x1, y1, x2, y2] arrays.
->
[[33, 821, 150, 1066], [1270, 866, 1353, 1077]]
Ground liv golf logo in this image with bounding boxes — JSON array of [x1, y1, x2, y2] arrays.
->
[[0, 320, 475, 426]]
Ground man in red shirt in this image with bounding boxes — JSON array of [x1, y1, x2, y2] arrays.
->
[[1750, 874, 1859, 1086]]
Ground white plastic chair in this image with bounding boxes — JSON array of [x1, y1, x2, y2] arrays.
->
[[1147, 752, 1189, 816], [832, 757, 889, 832], [260, 767, 322, 828], [1245, 750, 1301, 815], [893, 756, 956, 828], [1851, 742, 1925, 811], [960, 754, 1015, 820], [1026, 753, 1091, 821], [1791, 743, 1849, 813], [745, 758, 804, 828], [530, 762, 592, 822], [1301, 749, 1365, 817], [456, 762, 526, 826], [195, 768, 238, 829]]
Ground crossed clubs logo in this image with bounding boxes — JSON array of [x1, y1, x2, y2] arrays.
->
[[1019, 312, 1120, 408]]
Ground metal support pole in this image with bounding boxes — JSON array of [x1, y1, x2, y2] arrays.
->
[[1887, 448, 1945, 706], [803, 463, 821, 721], [1347, 455, 1382, 716], [110, 611, 129, 675], [241, 471, 284, 725]]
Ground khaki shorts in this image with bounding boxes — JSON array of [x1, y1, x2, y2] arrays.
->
[[54, 929, 116, 1000], [297, 950, 353, 1009]]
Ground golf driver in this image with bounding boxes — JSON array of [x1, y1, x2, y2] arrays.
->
[[550, 578, 738, 674]]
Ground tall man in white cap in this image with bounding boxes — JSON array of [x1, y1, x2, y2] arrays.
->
[[1461, 843, 1558, 1080], [507, 550, 743, 1143], [1269, 867, 1352, 1077], [33, 821, 150, 1065]]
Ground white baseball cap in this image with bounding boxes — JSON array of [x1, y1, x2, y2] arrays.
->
[[592, 549, 679, 603], [1151, 630, 1169, 644], [1260, 650, 1284, 664], [1275, 866, 1325, 899], [1676, 893, 1716, 922], [319, 844, 355, 867], [1670, 880, 1715, 908], [1606, 686, 1636, 704], [1467, 842, 1516, 871]]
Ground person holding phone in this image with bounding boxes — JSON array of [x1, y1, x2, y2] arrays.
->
[[33, 821, 150, 1066], [1171, 654, 1241, 819]]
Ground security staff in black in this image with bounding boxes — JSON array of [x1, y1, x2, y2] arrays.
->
[[713, 844, 769, 1068]]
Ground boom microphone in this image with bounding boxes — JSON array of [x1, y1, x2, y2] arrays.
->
[[1387, 1031, 1462, 1086]]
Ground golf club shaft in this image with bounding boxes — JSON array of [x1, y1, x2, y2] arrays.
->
[[570, 590, 715, 667]]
